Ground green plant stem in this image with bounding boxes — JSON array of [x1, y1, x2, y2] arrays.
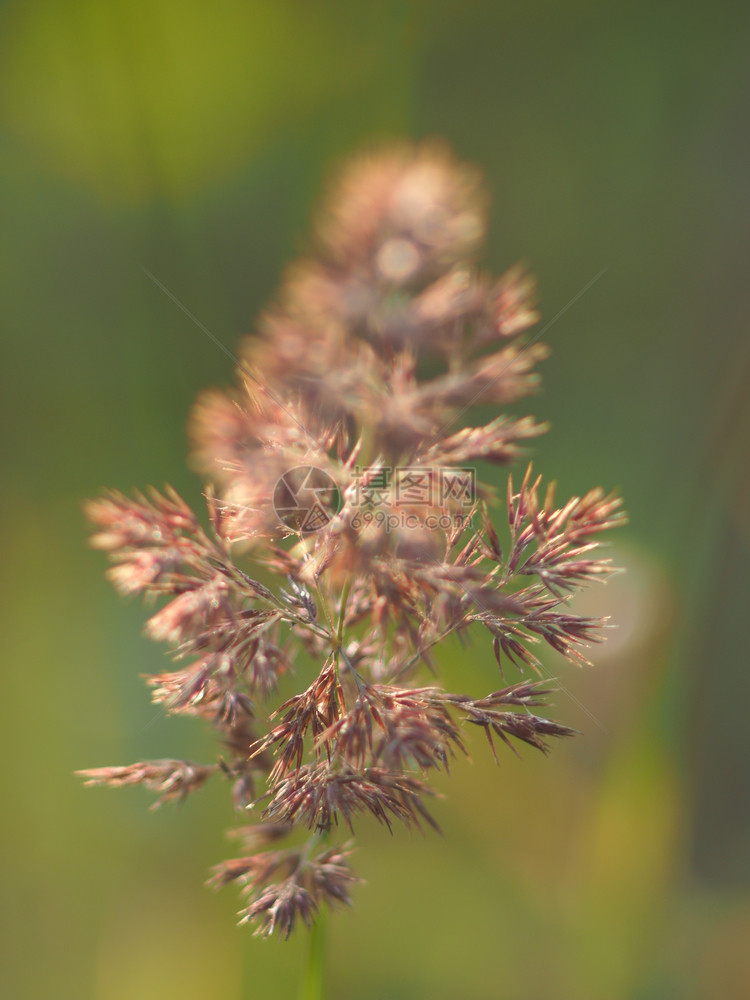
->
[[337, 576, 352, 646], [299, 905, 327, 1000]]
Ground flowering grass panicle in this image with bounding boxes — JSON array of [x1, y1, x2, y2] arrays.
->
[[79, 142, 625, 938]]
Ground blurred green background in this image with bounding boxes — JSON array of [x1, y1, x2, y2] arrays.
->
[[2, 1, 749, 997]]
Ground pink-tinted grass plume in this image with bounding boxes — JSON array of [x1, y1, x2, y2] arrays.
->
[[79, 141, 624, 938]]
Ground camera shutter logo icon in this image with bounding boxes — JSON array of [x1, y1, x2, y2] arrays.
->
[[273, 466, 340, 532]]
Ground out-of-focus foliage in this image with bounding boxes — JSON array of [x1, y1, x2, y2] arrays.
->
[[0, 0, 415, 202], [1, 1, 749, 998]]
